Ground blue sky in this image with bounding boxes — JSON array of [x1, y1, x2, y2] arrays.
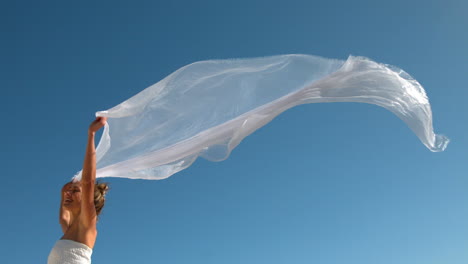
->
[[1, 0, 467, 263]]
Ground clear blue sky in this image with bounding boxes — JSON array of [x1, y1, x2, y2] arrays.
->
[[1, 0, 467, 263]]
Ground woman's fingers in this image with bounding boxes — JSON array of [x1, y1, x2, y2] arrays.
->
[[89, 117, 107, 133]]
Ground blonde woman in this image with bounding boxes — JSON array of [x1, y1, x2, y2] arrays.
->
[[48, 117, 109, 264]]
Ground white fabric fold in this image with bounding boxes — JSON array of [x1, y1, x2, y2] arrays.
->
[[48, 240, 92, 264]]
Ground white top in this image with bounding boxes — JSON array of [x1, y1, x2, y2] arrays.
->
[[48, 239, 93, 264]]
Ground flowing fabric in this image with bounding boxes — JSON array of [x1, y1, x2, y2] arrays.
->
[[74, 54, 448, 180]]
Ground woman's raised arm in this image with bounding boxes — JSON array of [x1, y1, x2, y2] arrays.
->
[[79, 117, 107, 226]]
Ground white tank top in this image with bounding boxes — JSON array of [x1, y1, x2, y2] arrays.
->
[[48, 239, 92, 264]]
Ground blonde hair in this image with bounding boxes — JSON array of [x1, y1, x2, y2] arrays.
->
[[94, 182, 109, 217]]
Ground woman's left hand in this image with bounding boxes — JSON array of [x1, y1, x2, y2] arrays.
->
[[89, 117, 107, 134]]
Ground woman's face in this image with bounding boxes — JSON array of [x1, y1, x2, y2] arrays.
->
[[62, 182, 82, 209]]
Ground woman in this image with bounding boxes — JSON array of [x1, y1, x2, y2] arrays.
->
[[48, 117, 109, 264]]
